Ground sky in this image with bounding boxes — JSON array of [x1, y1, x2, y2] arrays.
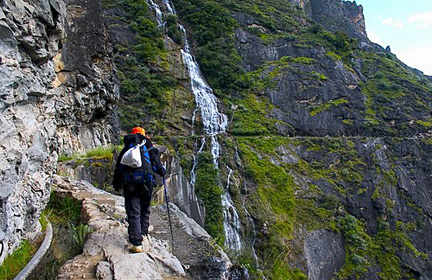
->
[[354, 0, 432, 75]]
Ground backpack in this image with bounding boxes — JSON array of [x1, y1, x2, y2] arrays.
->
[[122, 140, 156, 187], [121, 140, 146, 168]]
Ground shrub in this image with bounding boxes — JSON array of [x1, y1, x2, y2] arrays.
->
[[195, 152, 224, 242]]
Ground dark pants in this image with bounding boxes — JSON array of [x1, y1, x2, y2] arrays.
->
[[124, 184, 153, 246]]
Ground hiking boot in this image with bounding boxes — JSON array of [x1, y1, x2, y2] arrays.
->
[[130, 244, 143, 253]]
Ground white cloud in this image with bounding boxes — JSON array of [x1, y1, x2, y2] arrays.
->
[[395, 46, 432, 75], [407, 11, 432, 29], [368, 31, 385, 46], [382, 18, 404, 28]]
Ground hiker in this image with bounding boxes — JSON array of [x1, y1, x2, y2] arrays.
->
[[113, 127, 165, 253]]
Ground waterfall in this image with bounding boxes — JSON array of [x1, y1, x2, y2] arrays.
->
[[222, 168, 242, 251], [243, 206, 259, 266], [146, 0, 163, 26], [189, 138, 205, 186], [147, 0, 242, 252]]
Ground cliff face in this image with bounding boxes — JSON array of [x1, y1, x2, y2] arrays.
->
[[308, 0, 367, 40], [171, 0, 432, 278], [0, 0, 118, 262], [231, 1, 432, 279]]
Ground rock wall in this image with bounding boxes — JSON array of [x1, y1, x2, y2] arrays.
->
[[308, 0, 367, 40], [0, 0, 118, 263]]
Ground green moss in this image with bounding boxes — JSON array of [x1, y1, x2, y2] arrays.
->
[[310, 98, 348, 116], [337, 214, 428, 279], [310, 71, 328, 81], [342, 119, 354, 125], [0, 240, 36, 280], [337, 215, 371, 278], [230, 95, 280, 136], [326, 51, 342, 61], [103, 0, 189, 133], [359, 51, 432, 135], [415, 119, 432, 128]]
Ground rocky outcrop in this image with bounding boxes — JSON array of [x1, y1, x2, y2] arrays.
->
[[308, 0, 367, 40], [55, 0, 119, 154], [52, 175, 233, 280], [162, 152, 206, 227], [0, 0, 118, 263], [234, 14, 432, 137]]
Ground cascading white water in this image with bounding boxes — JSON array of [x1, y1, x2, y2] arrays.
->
[[147, 0, 242, 251], [189, 138, 205, 186], [146, 0, 163, 26], [176, 20, 241, 251], [222, 168, 242, 251]]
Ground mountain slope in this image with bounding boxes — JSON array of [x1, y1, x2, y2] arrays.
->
[[168, 0, 432, 279]]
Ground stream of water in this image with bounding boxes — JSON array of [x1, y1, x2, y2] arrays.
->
[[146, 0, 242, 251]]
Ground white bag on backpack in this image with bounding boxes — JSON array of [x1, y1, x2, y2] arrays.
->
[[120, 140, 146, 168]]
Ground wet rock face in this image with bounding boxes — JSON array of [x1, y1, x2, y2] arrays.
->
[[304, 229, 345, 280], [162, 153, 206, 227], [0, 0, 118, 262]]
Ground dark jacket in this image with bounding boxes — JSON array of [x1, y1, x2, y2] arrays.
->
[[113, 134, 165, 191]]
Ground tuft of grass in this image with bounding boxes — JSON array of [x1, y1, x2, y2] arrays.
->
[[71, 224, 89, 249], [58, 153, 75, 162], [0, 240, 36, 280], [47, 193, 82, 225], [84, 145, 116, 160]]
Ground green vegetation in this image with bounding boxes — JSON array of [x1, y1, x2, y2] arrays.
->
[[310, 98, 348, 116], [105, 0, 432, 278], [102, 0, 192, 133], [85, 145, 119, 160], [194, 152, 224, 243], [234, 136, 428, 279], [0, 193, 86, 280], [230, 95, 281, 136], [337, 216, 427, 279], [360, 52, 432, 134], [58, 145, 121, 162], [71, 224, 90, 248], [46, 193, 82, 225], [310, 71, 328, 81], [0, 240, 36, 280], [33, 193, 88, 279], [173, 0, 250, 93]]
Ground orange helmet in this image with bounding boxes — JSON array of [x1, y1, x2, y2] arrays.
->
[[131, 127, 145, 135]]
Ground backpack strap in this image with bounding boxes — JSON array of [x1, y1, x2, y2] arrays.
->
[[140, 145, 156, 176]]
